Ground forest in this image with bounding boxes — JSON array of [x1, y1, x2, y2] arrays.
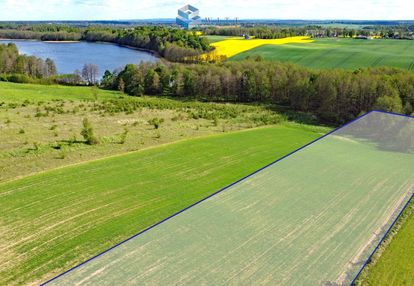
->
[[0, 43, 56, 80], [100, 61, 414, 124]]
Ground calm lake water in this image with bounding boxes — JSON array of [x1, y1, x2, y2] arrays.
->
[[0, 40, 157, 77]]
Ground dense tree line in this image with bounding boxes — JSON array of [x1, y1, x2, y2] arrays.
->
[[0, 24, 82, 41], [0, 43, 56, 80], [101, 61, 414, 124], [202, 26, 307, 39], [82, 26, 210, 62], [1, 23, 413, 46], [201, 25, 414, 39], [0, 30, 82, 41], [0, 25, 210, 62]]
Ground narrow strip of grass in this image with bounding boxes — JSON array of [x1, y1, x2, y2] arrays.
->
[[356, 200, 414, 286]]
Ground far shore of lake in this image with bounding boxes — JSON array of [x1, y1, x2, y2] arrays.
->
[[0, 38, 81, 43], [42, 40, 81, 43]]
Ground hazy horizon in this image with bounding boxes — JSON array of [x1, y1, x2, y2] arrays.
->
[[2, 19, 414, 22], [0, 0, 412, 21]]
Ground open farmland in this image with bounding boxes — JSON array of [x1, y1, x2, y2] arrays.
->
[[0, 122, 323, 285], [230, 38, 414, 70], [48, 111, 414, 286]]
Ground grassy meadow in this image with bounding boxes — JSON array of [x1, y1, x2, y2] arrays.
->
[[0, 82, 293, 183], [230, 38, 414, 70]]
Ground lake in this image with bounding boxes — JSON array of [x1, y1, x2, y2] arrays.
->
[[0, 40, 158, 77]]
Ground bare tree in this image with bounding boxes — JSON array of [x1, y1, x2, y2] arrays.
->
[[81, 63, 99, 85]]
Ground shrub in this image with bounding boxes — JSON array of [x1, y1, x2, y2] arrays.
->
[[213, 116, 219, 126], [119, 128, 129, 144], [80, 118, 98, 145], [32, 142, 40, 151], [57, 149, 67, 159], [7, 74, 32, 83], [69, 134, 77, 146], [148, 117, 164, 129]]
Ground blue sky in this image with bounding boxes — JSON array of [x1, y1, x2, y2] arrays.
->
[[0, 0, 411, 21]]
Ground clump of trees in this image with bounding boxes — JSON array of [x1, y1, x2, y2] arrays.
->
[[0, 43, 57, 80], [101, 61, 414, 124], [51, 64, 99, 86], [82, 64, 99, 85]]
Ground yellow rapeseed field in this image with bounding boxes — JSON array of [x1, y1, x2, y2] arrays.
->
[[209, 36, 314, 58]]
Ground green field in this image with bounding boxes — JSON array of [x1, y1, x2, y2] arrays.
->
[[231, 38, 414, 70], [50, 112, 414, 285], [0, 82, 290, 183], [0, 123, 323, 285]]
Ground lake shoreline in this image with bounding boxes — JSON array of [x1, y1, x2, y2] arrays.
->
[[0, 39, 158, 76], [0, 38, 161, 59], [43, 40, 81, 43]]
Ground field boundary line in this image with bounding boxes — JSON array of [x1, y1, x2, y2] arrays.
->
[[42, 110, 412, 285]]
